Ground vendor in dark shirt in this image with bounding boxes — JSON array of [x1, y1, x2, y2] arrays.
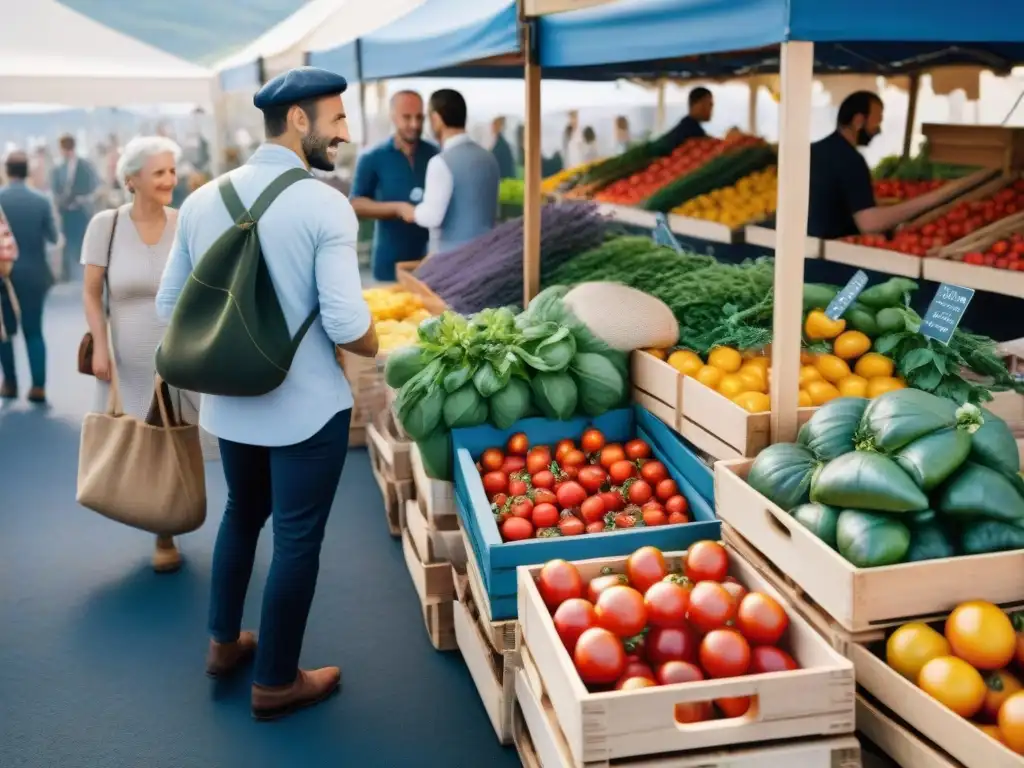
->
[[660, 87, 713, 150], [808, 91, 960, 240]]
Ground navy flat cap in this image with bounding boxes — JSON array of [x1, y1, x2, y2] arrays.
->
[[253, 66, 348, 111]]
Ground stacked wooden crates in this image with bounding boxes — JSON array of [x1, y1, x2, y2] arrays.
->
[[337, 349, 389, 447], [366, 409, 415, 536]]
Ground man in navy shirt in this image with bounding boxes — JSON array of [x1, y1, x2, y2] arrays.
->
[[659, 87, 713, 151], [350, 90, 438, 281], [808, 91, 960, 240]]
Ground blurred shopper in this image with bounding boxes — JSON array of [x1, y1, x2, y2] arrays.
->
[[0, 151, 59, 403], [661, 87, 714, 148], [399, 89, 500, 255], [156, 67, 377, 720], [28, 145, 52, 193], [350, 90, 438, 281], [581, 127, 601, 163], [52, 134, 98, 282], [490, 116, 516, 179], [614, 116, 631, 154]]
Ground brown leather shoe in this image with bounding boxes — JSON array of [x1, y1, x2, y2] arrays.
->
[[152, 536, 182, 573], [251, 667, 342, 721], [0, 382, 16, 399], [206, 631, 258, 678], [26, 386, 46, 404]]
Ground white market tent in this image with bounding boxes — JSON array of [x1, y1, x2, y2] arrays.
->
[[0, 0, 216, 108]]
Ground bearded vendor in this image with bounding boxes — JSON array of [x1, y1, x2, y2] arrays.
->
[[807, 91, 962, 240]]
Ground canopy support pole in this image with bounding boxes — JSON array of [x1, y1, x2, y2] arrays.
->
[[748, 83, 758, 135], [655, 79, 667, 133], [522, 19, 542, 307], [902, 72, 921, 159], [770, 41, 814, 445]]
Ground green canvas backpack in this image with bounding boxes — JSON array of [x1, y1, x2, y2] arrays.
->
[[156, 167, 318, 397]]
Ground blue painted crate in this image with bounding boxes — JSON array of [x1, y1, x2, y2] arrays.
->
[[452, 405, 719, 620]]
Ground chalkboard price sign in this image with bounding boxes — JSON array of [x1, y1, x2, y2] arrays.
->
[[920, 283, 975, 345], [825, 270, 869, 321]]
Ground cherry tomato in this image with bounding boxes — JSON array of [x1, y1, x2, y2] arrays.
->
[[668, 511, 689, 525], [614, 512, 636, 529], [532, 502, 559, 528], [640, 460, 669, 485], [562, 449, 587, 469], [508, 478, 528, 497], [600, 490, 625, 512], [656, 660, 704, 685], [643, 508, 668, 527], [623, 480, 650, 505], [586, 521, 606, 534], [536, 559, 583, 609], [533, 488, 557, 506], [595, 585, 647, 638], [491, 492, 508, 508], [609, 460, 638, 485], [616, 661, 656, 688], [721, 580, 748, 605], [577, 466, 608, 495], [625, 439, 652, 461], [580, 495, 607, 524], [716, 697, 752, 718], [482, 471, 508, 497], [750, 645, 798, 674], [688, 581, 737, 633], [509, 497, 534, 520], [501, 516, 533, 541], [481, 448, 504, 472], [555, 439, 575, 462], [700, 629, 751, 678], [675, 701, 714, 724], [665, 495, 689, 518], [574, 627, 626, 685], [500, 455, 526, 475], [599, 444, 626, 470], [526, 446, 552, 475], [556, 481, 587, 510], [587, 573, 628, 603], [645, 581, 690, 628], [581, 428, 606, 455], [532, 470, 555, 489], [655, 479, 679, 502], [553, 598, 597, 653], [626, 546, 668, 593], [506, 433, 529, 456], [685, 541, 730, 583], [736, 592, 789, 646], [998, 691, 1024, 754], [561, 465, 579, 481], [559, 516, 585, 536], [647, 626, 698, 665], [618, 676, 657, 691]]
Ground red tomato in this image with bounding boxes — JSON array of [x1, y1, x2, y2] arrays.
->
[[577, 465, 608, 495], [573, 628, 626, 685], [627, 480, 653, 505], [595, 586, 648, 638], [599, 444, 626, 470], [553, 598, 597, 653], [509, 497, 534, 520], [581, 428, 606, 455], [640, 460, 669, 485], [526, 447, 552, 475], [506, 433, 529, 456], [665, 495, 689, 518], [614, 513, 636, 529], [716, 697, 752, 718], [643, 508, 668, 527], [587, 573, 628, 603], [561, 465, 579, 481], [533, 488, 556, 506], [559, 516, 585, 536], [626, 546, 668, 593], [508, 478, 528, 497], [556, 481, 587, 510], [532, 470, 555, 489], [675, 702, 714, 724], [750, 645, 799, 674], [618, 676, 657, 690], [482, 471, 508, 497], [685, 541, 730, 583], [736, 593, 789, 646], [501, 517, 533, 541], [532, 503, 560, 528], [562, 449, 587, 469], [536, 559, 583, 609], [586, 521, 606, 534], [555, 439, 575, 462], [580, 495, 607, 524], [616, 661, 656, 688], [500, 455, 526, 475], [481, 448, 504, 473], [655, 479, 678, 502], [699, 629, 751, 678], [687, 581, 737, 633], [644, 581, 690, 628], [656, 660, 704, 686], [600, 490, 625, 512], [491, 492, 508, 508], [625, 439, 652, 461], [721, 580, 748, 605], [647, 626, 698, 665], [668, 511, 689, 525], [609, 460, 638, 485]]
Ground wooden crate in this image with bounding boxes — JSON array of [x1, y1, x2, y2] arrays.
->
[[367, 434, 415, 537], [630, 351, 682, 429], [856, 693, 961, 768], [461, 528, 520, 655], [402, 526, 455, 605], [411, 442, 456, 520], [666, 212, 739, 244], [715, 459, 1024, 634], [394, 260, 448, 315], [516, 548, 855, 766], [338, 350, 388, 430], [744, 223, 823, 258], [349, 425, 367, 448], [407, 499, 465, 569], [367, 409, 412, 481], [921, 123, 1024, 173], [453, 567, 518, 744]]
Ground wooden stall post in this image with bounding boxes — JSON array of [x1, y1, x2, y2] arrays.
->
[[521, 18, 542, 307], [902, 72, 921, 159], [769, 41, 815, 444]]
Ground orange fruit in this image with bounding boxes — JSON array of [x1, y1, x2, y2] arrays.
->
[[854, 352, 895, 379], [708, 347, 743, 373], [798, 365, 823, 387], [733, 392, 771, 413], [798, 390, 813, 407], [695, 365, 724, 390], [644, 348, 668, 360], [668, 350, 703, 376], [815, 354, 852, 383], [738, 368, 767, 393], [867, 376, 906, 398], [718, 374, 748, 398], [832, 331, 872, 360], [806, 380, 841, 406], [837, 374, 869, 397]]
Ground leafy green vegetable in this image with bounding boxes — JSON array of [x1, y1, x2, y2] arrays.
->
[[746, 444, 821, 511], [790, 503, 840, 547], [836, 510, 911, 567], [530, 372, 578, 420], [937, 462, 1024, 523], [894, 427, 972, 491], [384, 345, 429, 389], [417, 430, 452, 481], [961, 520, 1024, 555], [571, 353, 626, 416], [521, 326, 577, 372], [811, 452, 928, 513], [395, 358, 446, 441], [798, 396, 868, 461], [971, 407, 1021, 476], [858, 389, 970, 453], [489, 377, 532, 430], [442, 384, 488, 429], [906, 520, 956, 562]]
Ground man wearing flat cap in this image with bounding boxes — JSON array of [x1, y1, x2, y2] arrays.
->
[[156, 66, 377, 720]]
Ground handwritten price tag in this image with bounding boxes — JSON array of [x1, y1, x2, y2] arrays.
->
[[652, 213, 683, 253], [920, 283, 975, 345], [825, 270, 869, 321]]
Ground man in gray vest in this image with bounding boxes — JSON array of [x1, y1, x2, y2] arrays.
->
[[399, 89, 499, 254]]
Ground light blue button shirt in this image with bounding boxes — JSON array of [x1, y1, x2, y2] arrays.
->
[[156, 144, 371, 448]]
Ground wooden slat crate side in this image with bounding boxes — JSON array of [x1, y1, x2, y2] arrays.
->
[[406, 499, 464, 568], [462, 529, 521, 655], [401, 527, 455, 605], [411, 443, 456, 520], [424, 601, 456, 652], [630, 352, 682, 411], [368, 410, 413, 481], [856, 694, 962, 768], [394, 260, 448, 315]]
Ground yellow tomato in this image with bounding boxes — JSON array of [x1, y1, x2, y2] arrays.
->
[[742, 355, 770, 372], [978, 724, 1006, 746], [708, 346, 743, 373], [667, 349, 703, 376], [867, 376, 906, 398], [798, 365, 823, 387], [798, 390, 813, 407], [918, 656, 987, 718], [982, 670, 1023, 723], [886, 623, 951, 682], [695, 365, 724, 390], [832, 330, 872, 360], [998, 691, 1024, 754], [806, 380, 841, 406], [804, 310, 846, 340], [800, 351, 817, 366], [945, 601, 1017, 671], [733, 391, 771, 413], [644, 348, 668, 361], [718, 373, 748, 398], [854, 352, 895, 379], [837, 374, 869, 398], [738, 368, 767, 393], [815, 354, 852, 384]]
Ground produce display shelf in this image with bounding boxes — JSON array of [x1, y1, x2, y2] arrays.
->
[[923, 256, 1024, 299], [821, 240, 923, 279], [394, 259, 448, 315], [744, 224, 822, 259], [452, 406, 717, 621], [714, 459, 1024, 634], [515, 547, 856, 766], [666, 213, 739, 244], [856, 693, 962, 768], [596, 203, 658, 229]]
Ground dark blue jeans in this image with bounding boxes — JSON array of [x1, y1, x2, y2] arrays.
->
[[0, 279, 48, 390], [209, 409, 351, 687]]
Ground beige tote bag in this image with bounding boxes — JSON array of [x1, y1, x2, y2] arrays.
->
[[77, 369, 206, 536]]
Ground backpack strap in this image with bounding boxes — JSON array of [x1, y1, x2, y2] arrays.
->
[[250, 168, 314, 221], [218, 177, 247, 225]]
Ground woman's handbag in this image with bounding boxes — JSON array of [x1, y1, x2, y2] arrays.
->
[[77, 368, 207, 537], [78, 210, 119, 376]]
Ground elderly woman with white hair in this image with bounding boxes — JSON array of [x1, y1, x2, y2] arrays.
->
[[81, 135, 194, 573]]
